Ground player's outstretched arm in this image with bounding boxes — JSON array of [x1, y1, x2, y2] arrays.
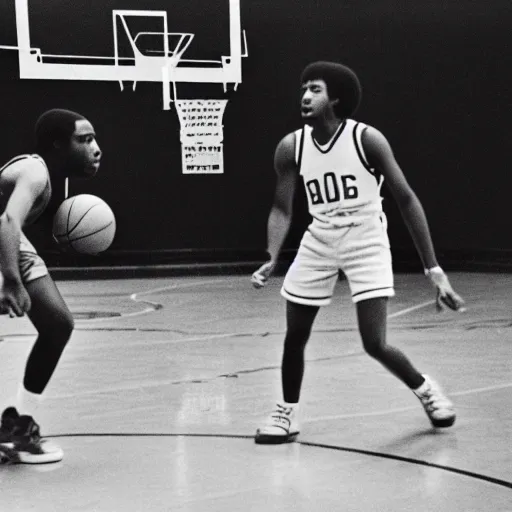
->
[[0, 161, 47, 315], [252, 133, 298, 289], [361, 126, 465, 311]]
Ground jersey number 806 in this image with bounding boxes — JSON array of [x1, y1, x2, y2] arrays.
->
[[305, 173, 358, 205]]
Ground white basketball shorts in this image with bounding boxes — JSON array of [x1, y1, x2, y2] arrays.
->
[[0, 232, 49, 285], [281, 213, 394, 306]]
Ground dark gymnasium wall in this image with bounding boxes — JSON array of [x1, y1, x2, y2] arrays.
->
[[0, 0, 511, 270]]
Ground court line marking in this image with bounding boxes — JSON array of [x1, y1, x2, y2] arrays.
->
[[42, 432, 512, 490], [450, 381, 512, 397], [74, 278, 229, 322], [303, 381, 512, 423], [299, 440, 512, 490], [388, 299, 435, 318]]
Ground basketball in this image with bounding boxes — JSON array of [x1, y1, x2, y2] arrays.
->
[[52, 194, 116, 255]]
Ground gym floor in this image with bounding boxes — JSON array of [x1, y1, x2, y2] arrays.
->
[[1, 272, 511, 511]]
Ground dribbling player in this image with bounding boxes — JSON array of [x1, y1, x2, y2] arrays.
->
[[251, 61, 465, 444], [0, 109, 102, 463]]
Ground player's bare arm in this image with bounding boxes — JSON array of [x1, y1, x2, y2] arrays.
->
[[0, 161, 48, 315], [252, 133, 298, 288], [362, 126, 465, 311]]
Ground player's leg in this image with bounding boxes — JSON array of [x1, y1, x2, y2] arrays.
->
[[255, 301, 319, 445], [0, 239, 71, 463], [256, 229, 337, 444], [342, 216, 420, 382], [345, 214, 455, 428], [16, 241, 74, 402], [6, 254, 72, 466], [356, 297, 424, 388], [282, 301, 320, 403], [356, 297, 456, 427], [9, 273, 72, 463], [24, 273, 74, 397], [0, 273, 71, 463]]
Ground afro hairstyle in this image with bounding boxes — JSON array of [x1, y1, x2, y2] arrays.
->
[[300, 61, 362, 119]]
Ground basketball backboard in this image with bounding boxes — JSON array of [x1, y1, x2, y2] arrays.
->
[[3, 0, 247, 110]]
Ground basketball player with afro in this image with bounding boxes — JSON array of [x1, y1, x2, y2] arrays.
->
[[0, 109, 101, 463], [252, 61, 465, 444]]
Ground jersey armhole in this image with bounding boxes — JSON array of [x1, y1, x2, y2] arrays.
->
[[294, 128, 305, 173], [353, 123, 375, 174]]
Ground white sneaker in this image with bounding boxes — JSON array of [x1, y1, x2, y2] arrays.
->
[[255, 402, 300, 444], [414, 375, 456, 428]]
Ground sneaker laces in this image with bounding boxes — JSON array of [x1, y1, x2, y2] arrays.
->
[[268, 403, 293, 428], [419, 382, 452, 412], [12, 416, 42, 445]]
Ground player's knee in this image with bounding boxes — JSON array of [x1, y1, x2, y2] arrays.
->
[[363, 339, 386, 360], [61, 313, 75, 340], [51, 311, 75, 343], [284, 329, 311, 349]]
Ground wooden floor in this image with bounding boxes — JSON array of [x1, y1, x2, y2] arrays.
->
[[1, 272, 511, 511]]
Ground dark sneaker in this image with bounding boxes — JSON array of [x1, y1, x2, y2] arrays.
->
[[3, 412, 63, 464]]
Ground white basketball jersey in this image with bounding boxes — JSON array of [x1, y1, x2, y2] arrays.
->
[[295, 119, 384, 228], [0, 154, 51, 225]]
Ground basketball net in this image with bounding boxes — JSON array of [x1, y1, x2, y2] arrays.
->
[[174, 99, 228, 174]]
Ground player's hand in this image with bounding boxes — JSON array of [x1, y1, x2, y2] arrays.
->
[[0, 279, 31, 317], [425, 267, 465, 312], [251, 261, 276, 289]]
